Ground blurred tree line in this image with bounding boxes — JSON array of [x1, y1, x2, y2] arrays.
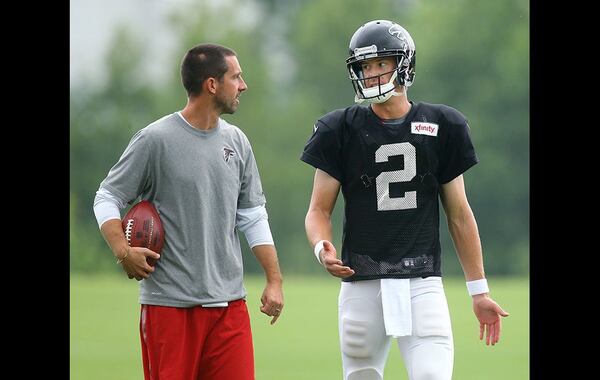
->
[[70, 0, 529, 276]]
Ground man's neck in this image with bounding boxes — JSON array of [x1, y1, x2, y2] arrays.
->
[[370, 90, 411, 120], [180, 98, 220, 130]]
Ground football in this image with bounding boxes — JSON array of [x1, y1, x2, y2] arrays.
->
[[122, 200, 165, 266]]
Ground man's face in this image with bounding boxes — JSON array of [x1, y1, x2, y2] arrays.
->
[[215, 55, 248, 114], [359, 56, 397, 89]]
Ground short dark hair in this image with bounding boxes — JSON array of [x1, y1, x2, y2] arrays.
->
[[181, 43, 237, 97]]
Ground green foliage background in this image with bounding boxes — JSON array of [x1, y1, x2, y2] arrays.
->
[[70, 0, 529, 276]]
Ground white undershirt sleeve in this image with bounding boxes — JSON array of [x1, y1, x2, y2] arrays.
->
[[93, 188, 127, 228], [236, 205, 274, 248]]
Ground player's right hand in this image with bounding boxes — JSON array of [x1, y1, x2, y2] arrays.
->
[[320, 241, 355, 278], [121, 247, 160, 281]]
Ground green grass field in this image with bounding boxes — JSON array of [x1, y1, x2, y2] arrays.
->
[[70, 274, 528, 379]]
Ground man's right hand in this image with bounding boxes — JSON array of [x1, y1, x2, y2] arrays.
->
[[319, 241, 355, 278], [120, 247, 160, 281]]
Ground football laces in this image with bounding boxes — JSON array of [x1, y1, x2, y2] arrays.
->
[[124, 219, 134, 245], [148, 218, 154, 243]]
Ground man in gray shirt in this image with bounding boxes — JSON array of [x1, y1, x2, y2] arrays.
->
[[93, 43, 283, 380]]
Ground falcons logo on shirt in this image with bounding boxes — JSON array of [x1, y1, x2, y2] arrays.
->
[[223, 147, 236, 162]]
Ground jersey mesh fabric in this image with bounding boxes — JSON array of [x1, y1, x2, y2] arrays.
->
[[301, 102, 478, 281]]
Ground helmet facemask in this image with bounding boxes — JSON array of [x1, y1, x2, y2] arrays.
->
[[348, 55, 409, 104]]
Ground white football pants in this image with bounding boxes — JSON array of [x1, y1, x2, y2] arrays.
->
[[338, 277, 454, 380]]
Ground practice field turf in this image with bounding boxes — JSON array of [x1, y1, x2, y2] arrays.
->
[[70, 274, 528, 380]]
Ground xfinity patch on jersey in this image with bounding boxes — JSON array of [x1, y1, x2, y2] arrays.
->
[[411, 122, 439, 136]]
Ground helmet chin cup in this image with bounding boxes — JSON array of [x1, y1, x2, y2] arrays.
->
[[353, 70, 399, 104]]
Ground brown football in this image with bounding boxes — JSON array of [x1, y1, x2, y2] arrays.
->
[[122, 200, 165, 266]]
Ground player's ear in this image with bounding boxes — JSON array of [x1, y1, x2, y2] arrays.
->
[[205, 77, 218, 95]]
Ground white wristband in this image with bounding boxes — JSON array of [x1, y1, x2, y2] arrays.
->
[[466, 278, 489, 296], [313, 240, 326, 265]]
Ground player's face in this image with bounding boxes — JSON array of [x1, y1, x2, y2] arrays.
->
[[215, 55, 248, 114], [360, 57, 397, 89]]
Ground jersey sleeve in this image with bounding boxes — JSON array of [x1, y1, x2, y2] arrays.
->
[[300, 118, 344, 182], [437, 117, 479, 184], [238, 135, 267, 209], [97, 129, 154, 205]]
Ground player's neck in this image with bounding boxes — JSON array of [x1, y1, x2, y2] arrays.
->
[[181, 98, 220, 130], [370, 95, 411, 120]]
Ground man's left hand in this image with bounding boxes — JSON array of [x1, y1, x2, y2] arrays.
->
[[472, 294, 509, 345]]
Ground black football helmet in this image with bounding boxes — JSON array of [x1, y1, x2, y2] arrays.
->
[[346, 20, 416, 104]]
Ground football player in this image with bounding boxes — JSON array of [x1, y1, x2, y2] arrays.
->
[[301, 20, 509, 380]]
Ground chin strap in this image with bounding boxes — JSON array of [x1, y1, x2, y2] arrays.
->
[[391, 87, 406, 97]]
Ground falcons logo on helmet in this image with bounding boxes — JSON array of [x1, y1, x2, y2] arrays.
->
[[223, 147, 236, 162], [388, 24, 408, 49]]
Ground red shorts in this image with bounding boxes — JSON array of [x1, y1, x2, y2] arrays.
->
[[139, 299, 254, 380]]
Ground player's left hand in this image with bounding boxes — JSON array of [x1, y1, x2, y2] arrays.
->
[[259, 282, 284, 325], [472, 294, 509, 346]]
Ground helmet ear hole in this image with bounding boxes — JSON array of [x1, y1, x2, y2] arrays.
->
[[394, 56, 402, 85], [395, 55, 407, 86]]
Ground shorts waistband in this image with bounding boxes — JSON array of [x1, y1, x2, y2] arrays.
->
[[201, 301, 229, 308]]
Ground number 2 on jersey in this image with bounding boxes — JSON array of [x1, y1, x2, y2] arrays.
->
[[375, 142, 416, 211]]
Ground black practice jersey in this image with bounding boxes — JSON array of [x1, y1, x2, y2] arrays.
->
[[300, 102, 478, 281]]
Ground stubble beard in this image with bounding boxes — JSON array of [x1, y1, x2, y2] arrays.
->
[[215, 93, 238, 115]]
